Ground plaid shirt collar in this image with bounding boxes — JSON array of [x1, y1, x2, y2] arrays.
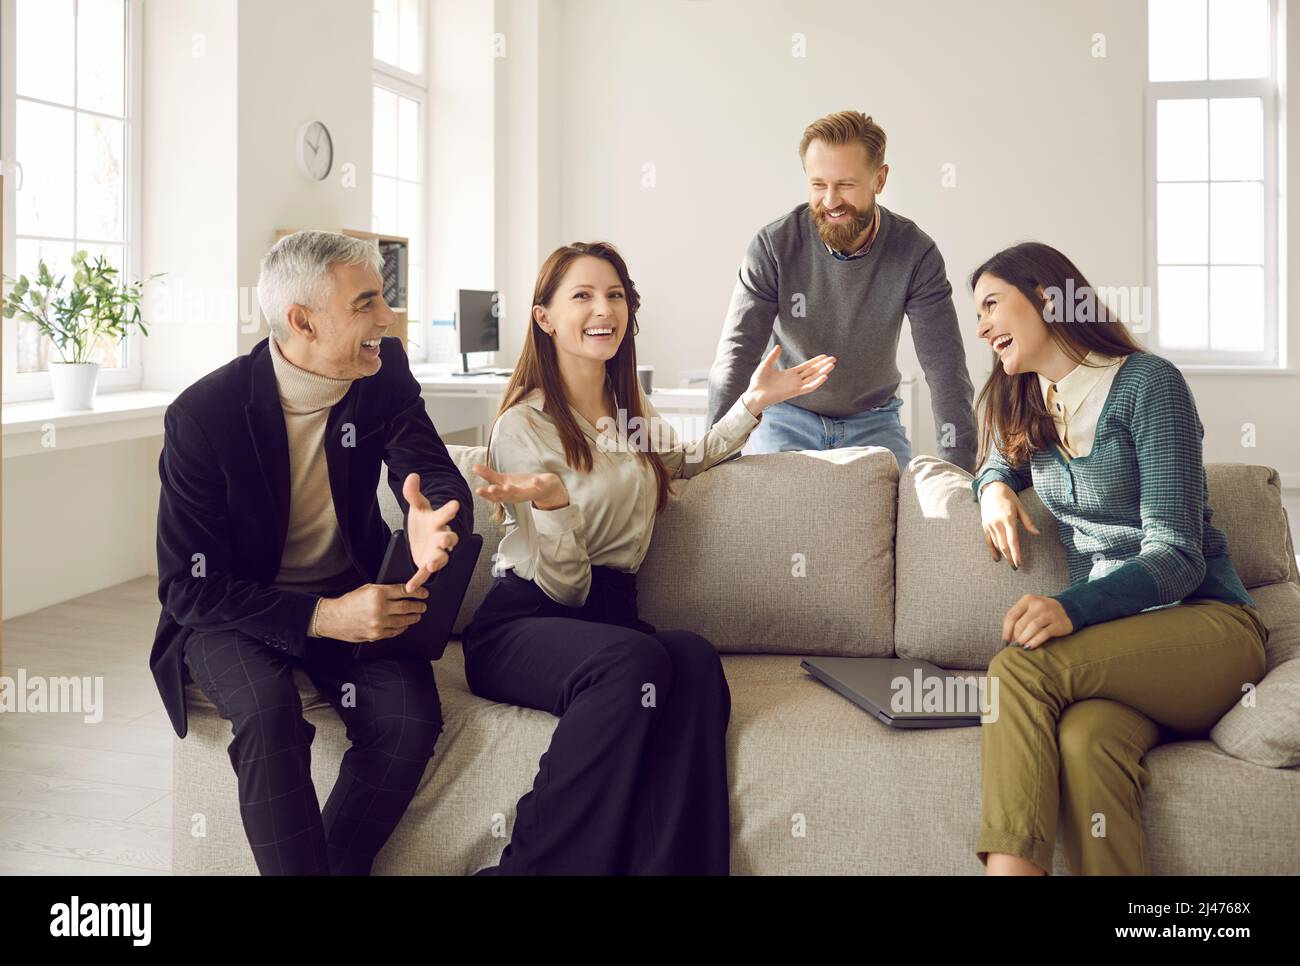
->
[[824, 204, 881, 260]]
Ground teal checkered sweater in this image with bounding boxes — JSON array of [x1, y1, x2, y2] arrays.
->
[[970, 351, 1254, 631]]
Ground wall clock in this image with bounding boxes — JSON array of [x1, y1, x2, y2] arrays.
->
[[296, 120, 333, 181]]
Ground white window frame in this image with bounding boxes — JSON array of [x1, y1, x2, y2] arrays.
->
[[1, 0, 144, 403], [1144, 0, 1282, 367], [373, 0, 429, 363]]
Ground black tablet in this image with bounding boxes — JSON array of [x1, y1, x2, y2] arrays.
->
[[352, 528, 483, 662]]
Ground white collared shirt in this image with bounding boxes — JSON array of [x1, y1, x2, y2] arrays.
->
[[486, 386, 760, 607], [1037, 351, 1127, 460]]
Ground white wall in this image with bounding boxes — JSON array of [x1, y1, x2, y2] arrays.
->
[[235, 0, 374, 355], [144, 0, 374, 367], [4, 0, 375, 619], [495, 0, 565, 366], [426, 0, 497, 342], [140, 0, 238, 392], [492, 0, 1300, 481], [2, 437, 161, 619]]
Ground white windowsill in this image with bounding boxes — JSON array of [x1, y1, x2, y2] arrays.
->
[[2, 389, 177, 458], [1178, 365, 1299, 375]]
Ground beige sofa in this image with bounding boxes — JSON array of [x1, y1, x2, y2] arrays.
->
[[173, 446, 1300, 874]]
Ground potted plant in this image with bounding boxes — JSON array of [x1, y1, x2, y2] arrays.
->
[[2, 251, 160, 412]]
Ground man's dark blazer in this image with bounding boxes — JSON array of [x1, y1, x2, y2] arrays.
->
[[151, 335, 474, 739]]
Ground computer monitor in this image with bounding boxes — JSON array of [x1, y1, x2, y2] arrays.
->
[[453, 289, 508, 376]]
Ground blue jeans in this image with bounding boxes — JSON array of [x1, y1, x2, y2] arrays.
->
[[747, 397, 913, 471]]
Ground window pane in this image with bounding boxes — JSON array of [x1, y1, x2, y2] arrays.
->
[[374, 0, 399, 66], [77, 113, 126, 241], [373, 175, 398, 234], [1208, 0, 1269, 80], [374, 87, 397, 177], [397, 181, 421, 250], [14, 239, 75, 373], [77, 0, 126, 115], [1209, 265, 1264, 352], [1210, 182, 1263, 264], [15, 239, 74, 287], [1158, 265, 1209, 349], [76, 245, 128, 369], [1157, 182, 1208, 263], [17, 0, 75, 105], [408, 263, 423, 324], [399, 0, 422, 74], [1209, 98, 1263, 181], [1149, 0, 1207, 81], [398, 95, 420, 181], [77, 242, 125, 271], [1156, 99, 1207, 181], [16, 100, 76, 237]]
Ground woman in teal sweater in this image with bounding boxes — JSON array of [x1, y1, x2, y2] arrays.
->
[[968, 242, 1268, 875]]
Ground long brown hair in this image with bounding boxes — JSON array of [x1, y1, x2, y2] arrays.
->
[[969, 242, 1145, 468], [487, 241, 674, 525]]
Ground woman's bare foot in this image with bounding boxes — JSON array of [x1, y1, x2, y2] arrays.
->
[[987, 852, 1046, 875]]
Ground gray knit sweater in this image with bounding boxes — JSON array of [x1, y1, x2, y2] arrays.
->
[[706, 203, 977, 470]]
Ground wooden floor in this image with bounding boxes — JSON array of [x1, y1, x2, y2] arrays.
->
[[0, 576, 171, 875]]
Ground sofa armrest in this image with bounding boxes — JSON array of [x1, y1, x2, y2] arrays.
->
[[1283, 506, 1300, 586]]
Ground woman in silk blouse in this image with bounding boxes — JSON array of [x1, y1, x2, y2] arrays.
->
[[459, 241, 835, 875]]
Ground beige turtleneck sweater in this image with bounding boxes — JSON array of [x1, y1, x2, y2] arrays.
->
[[268, 335, 357, 637]]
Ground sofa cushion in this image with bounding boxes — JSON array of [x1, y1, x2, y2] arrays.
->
[[1203, 464, 1294, 587], [634, 448, 897, 656], [895, 456, 1300, 768], [895, 457, 1298, 669], [895, 456, 1070, 669], [1210, 580, 1300, 768], [388, 446, 900, 657]]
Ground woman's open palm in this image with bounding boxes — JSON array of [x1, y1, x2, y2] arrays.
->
[[472, 463, 569, 510]]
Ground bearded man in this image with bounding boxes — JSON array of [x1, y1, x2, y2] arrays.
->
[[707, 109, 977, 472]]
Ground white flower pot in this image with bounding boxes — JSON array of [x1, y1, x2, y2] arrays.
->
[[49, 362, 101, 413]]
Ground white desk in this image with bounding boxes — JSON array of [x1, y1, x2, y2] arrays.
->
[[410, 366, 709, 445], [410, 371, 507, 445], [410, 365, 915, 449]]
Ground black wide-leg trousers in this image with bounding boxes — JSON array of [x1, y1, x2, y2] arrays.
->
[[182, 626, 442, 876], [461, 567, 732, 875]]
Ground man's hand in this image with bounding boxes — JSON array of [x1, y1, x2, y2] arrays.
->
[[316, 583, 430, 643], [742, 344, 836, 415], [402, 473, 460, 594], [1002, 594, 1073, 650]]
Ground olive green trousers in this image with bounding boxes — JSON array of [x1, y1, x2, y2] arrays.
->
[[976, 598, 1268, 874]]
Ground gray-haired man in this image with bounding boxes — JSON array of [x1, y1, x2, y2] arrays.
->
[[151, 230, 472, 874]]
